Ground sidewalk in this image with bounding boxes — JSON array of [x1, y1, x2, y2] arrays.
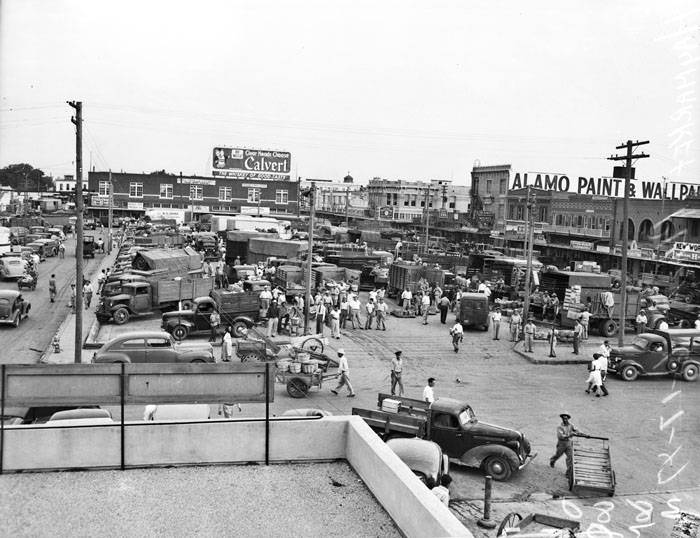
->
[[42, 244, 119, 365]]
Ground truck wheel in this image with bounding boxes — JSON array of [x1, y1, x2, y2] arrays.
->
[[600, 319, 618, 338], [483, 455, 513, 481], [113, 308, 130, 325], [240, 353, 263, 362], [621, 365, 639, 381], [172, 325, 188, 341], [287, 378, 308, 398], [190, 358, 205, 363], [232, 321, 248, 338], [682, 363, 699, 382]]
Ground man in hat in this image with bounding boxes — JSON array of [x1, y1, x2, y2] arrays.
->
[[550, 412, 580, 478], [635, 310, 647, 334], [390, 350, 404, 396], [523, 317, 536, 353], [330, 349, 355, 397]]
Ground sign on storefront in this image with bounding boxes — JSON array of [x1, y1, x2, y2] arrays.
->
[[570, 240, 594, 251]]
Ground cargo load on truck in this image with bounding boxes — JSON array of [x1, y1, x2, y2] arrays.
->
[[247, 237, 307, 265], [131, 247, 201, 274]]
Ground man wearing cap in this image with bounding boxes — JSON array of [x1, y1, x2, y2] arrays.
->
[[572, 318, 583, 355], [331, 349, 355, 397], [550, 412, 580, 477], [390, 351, 404, 397]]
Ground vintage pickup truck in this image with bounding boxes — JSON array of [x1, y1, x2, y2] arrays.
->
[[608, 328, 700, 382], [353, 393, 535, 481]]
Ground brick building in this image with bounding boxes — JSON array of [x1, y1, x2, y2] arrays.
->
[[86, 171, 299, 221]]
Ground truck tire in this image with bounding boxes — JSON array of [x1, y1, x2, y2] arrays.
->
[[232, 321, 248, 338], [113, 308, 130, 325], [682, 363, 699, 382], [620, 365, 639, 381], [679, 319, 691, 328], [600, 319, 618, 338], [483, 455, 514, 481], [172, 325, 188, 341]]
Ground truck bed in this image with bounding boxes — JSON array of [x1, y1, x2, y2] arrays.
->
[[352, 407, 426, 438], [154, 278, 214, 305]]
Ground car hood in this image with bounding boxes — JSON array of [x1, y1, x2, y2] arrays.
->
[[611, 345, 642, 356], [0, 304, 12, 316], [470, 420, 521, 442]]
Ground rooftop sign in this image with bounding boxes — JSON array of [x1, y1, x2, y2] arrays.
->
[[213, 147, 291, 181]]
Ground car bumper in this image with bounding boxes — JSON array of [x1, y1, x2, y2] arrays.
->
[[518, 451, 538, 471]]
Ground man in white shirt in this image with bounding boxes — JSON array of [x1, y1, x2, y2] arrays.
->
[[431, 475, 452, 506], [401, 288, 413, 313], [365, 298, 376, 330], [259, 286, 272, 317], [330, 349, 355, 397], [478, 281, 491, 299], [390, 350, 404, 396], [491, 308, 502, 340], [348, 295, 362, 329], [695, 314, 700, 330], [450, 321, 464, 352], [423, 377, 436, 404], [421, 293, 431, 325], [368, 288, 378, 302], [375, 297, 388, 330]]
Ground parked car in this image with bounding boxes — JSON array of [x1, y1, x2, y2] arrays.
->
[[386, 438, 449, 489], [0, 255, 28, 280], [92, 331, 215, 363], [0, 290, 31, 327], [47, 408, 114, 426], [457, 292, 490, 331], [2, 406, 102, 425], [608, 329, 700, 382]]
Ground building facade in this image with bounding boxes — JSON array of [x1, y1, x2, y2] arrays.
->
[[366, 178, 470, 222], [470, 164, 511, 230], [87, 171, 299, 220], [300, 175, 368, 217], [54, 174, 88, 193]]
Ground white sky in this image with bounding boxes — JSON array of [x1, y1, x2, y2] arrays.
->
[[1, 0, 699, 186]]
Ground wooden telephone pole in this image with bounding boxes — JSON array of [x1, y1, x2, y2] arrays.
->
[[68, 101, 84, 364], [608, 140, 650, 346]]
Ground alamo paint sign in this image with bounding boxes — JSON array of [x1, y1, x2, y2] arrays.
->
[[510, 173, 698, 201]]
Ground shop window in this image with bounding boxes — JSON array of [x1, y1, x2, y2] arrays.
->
[[275, 190, 288, 204], [160, 184, 173, 199], [129, 182, 143, 198]]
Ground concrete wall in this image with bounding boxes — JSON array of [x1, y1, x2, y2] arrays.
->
[[345, 416, 471, 538], [2, 417, 472, 537]]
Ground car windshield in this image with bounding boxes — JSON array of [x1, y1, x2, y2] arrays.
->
[[458, 407, 475, 426], [631, 337, 650, 350]]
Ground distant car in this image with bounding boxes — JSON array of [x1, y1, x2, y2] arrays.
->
[[2, 406, 102, 424], [47, 408, 114, 426], [386, 438, 450, 489], [0, 290, 31, 327], [0, 255, 28, 280], [92, 331, 215, 363]]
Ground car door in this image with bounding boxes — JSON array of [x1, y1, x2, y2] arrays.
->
[[145, 336, 177, 362], [429, 412, 469, 459], [133, 286, 151, 312], [116, 338, 146, 363], [646, 340, 668, 372], [194, 302, 214, 332]]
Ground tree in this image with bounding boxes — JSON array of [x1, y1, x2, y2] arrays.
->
[[0, 163, 54, 191]]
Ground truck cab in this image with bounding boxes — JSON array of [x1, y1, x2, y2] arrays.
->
[[96, 281, 153, 324], [161, 294, 257, 340]]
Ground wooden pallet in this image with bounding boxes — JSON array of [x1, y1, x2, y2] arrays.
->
[[570, 435, 615, 496]]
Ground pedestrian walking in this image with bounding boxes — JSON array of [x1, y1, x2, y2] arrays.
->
[[421, 293, 430, 325], [509, 309, 522, 341], [433, 285, 442, 307], [364, 298, 376, 330], [267, 300, 279, 337], [423, 377, 436, 404], [572, 318, 583, 355], [83, 281, 93, 309], [549, 412, 580, 478], [591, 352, 610, 396], [221, 327, 233, 362], [330, 304, 341, 339], [58, 242, 65, 258], [330, 349, 355, 397], [401, 288, 412, 313], [438, 295, 450, 324], [97, 269, 107, 294], [390, 350, 404, 396], [524, 317, 536, 352], [491, 307, 502, 340], [450, 321, 463, 352], [635, 310, 647, 334], [375, 297, 387, 330], [548, 327, 558, 358], [49, 274, 57, 303], [209, 310, 221, 342]]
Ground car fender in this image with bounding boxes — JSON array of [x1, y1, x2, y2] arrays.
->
[[678, 358, 700, 370], [110, 302, 132, 314], [458, 443, 520, 470], [94, 352, 132, 363], [165, 318, 194, 330]]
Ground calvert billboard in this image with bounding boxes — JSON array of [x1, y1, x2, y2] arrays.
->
[[213, 147, 291, 180]]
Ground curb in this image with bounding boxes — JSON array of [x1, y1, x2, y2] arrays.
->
[[513, 342, 591, 365], [83, 317, 103, 349]]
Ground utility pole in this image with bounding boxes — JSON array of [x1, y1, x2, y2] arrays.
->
[[608, 140, 650, 347], [522, 187, 535, 324], [68, 101, 84, 364], [304, 183, 316, 335], [107, 170, 114, 254], [345, 187, 350, 228], [23, 172, 28, 215], [424, 187, 430, 255]]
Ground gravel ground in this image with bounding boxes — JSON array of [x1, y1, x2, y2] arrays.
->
[[0, 463, 401, 538]]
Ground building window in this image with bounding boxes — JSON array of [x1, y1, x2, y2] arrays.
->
[[247, 188, 261, 203], [219, 186, 232, 202], [160, 184, 173, 199], [129, 182, 143, 198], [499, 179, 507, 195], [449, 202, 455, 209], [386, 194, 391, 206], [190, 185, 203, 201], [98, 181, 110, 196], [275, 190, 288, 204], [486, 179, 493, 194]]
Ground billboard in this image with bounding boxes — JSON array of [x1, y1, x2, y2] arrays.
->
[[213, 147, 291, 180]]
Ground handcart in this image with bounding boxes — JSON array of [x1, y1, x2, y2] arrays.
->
[[276, 350, 340, 398], [569, 435, 615, 497], [17, 272, 37, 291], [497, 512, 581, 537], [235, 329, 326, 362]]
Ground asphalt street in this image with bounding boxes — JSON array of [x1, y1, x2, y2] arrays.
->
[[0, 230, 109, 363]]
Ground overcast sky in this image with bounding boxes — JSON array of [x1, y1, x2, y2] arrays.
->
[[1, 0, 699, 186]]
